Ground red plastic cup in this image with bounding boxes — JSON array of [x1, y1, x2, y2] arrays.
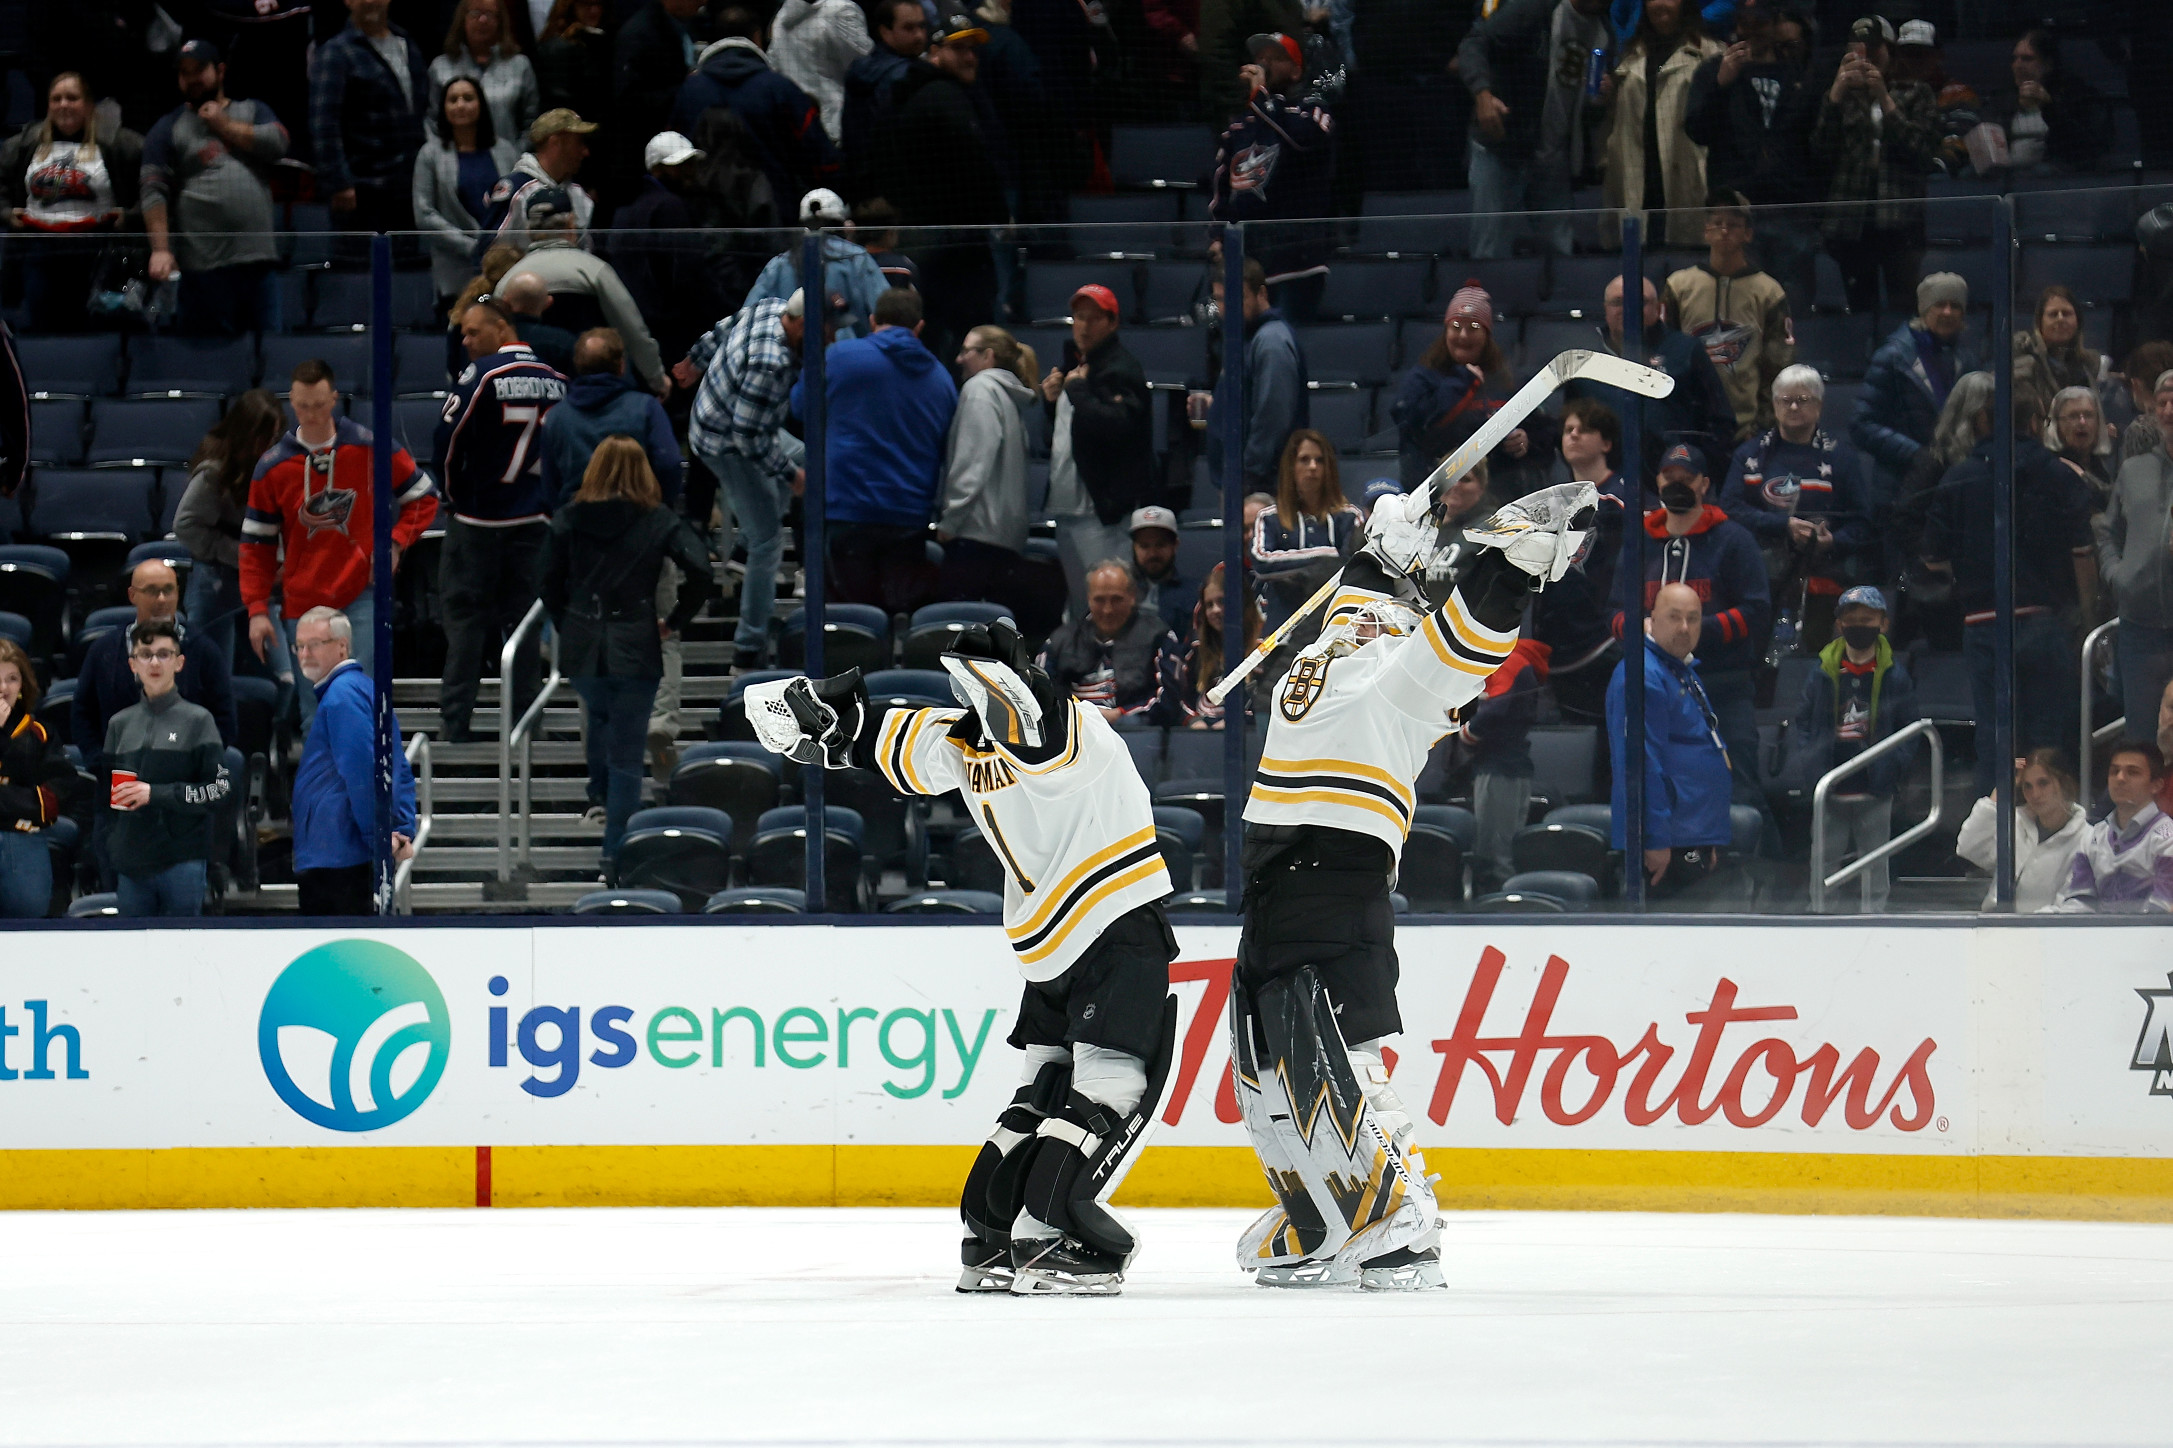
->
[[109, 769, 137, 808]]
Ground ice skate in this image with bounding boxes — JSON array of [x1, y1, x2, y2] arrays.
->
[[956, 1237, 1012, 1294], [1009, 1235, 1125, 1296]]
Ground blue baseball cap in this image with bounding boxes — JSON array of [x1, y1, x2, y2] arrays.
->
[[1658, 443, 1703, 476], [1362, 477, 1403, 506], [1836, 585, 1889, 615]]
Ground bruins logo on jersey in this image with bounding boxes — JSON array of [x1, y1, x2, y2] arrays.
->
[[1280, 655, 1332, 721]]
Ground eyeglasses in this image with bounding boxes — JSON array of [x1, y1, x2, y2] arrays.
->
[[1445, 319, 1488, 334], [1774, 394, 1819, 408], [132, 649, 179, 664]]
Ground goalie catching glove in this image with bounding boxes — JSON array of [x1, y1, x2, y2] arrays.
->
[[743, 670, 869, 768]]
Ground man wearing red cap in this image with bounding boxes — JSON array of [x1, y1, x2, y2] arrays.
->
[[1209, 30, 1338, 321], [1040, 282, 1154, 621]]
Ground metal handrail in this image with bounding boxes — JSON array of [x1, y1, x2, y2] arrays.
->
[[2081, 618, 2122, 792], [393, 732, 432, 915], [498, 599, 565, 883], [1809, 718, 1945, 914]]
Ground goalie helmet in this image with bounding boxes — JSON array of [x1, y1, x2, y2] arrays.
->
[[1306, 594, 1426, 663], [941, 619, 1059, 751]]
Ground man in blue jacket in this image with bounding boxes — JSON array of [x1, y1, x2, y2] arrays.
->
[[1608, 581, 1735, 901], [290, 607, 416, 917], [672, 13, 839, 212], [1563, 275, 1738, 480], [1852, 271, 1981, 500], [1775, 586, 1918, 912], [1611, 443, 1771, 801], [791, 286, 958, 614]]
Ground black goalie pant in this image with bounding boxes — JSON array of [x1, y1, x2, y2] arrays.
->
[[1007, 902, 1178, 1059], [1237, 825, 1401, 1044]]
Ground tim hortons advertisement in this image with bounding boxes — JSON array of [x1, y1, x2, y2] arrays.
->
[[0, 924, 2167, 1159]]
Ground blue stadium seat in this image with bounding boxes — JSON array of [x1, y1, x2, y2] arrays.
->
[[67, 892, 121, 917], [261, 333, 375, 398], [615, 805, 736, 909], [18, 334, 123, 399], [1793, 313, 1876, 382], [1466, 256, 1547, 318], [1520, 317, 1607, 372], [28, 469, 159, 543], [1318, 258, 1432, 321], [1107, 123, 1217, 190], [573, 888, 681, 915], [0, 611, 32, 648], [1503, 869, 1600, 909], [1547, 255, 1626, 315], [1511, 820, 1610, 882], [1351, 192, 1472, 256], [863, 668, 954, 706], [390, 397, 447, 461], [942, 826, 1007, 894], [1297, 321, 1397, 384], [747, 805, 870, 910], [29, 399, 85, 466], [0, 545, 69, 661], [1528, 725, 1599, 806], [309, 270, 374, 330], [1399, 824, 1466, 909], [276, 268, 317, 329], [1122, 728, 1163, 783], [86, 398, 220, 468], [127, 539, 192, 572], [1468, 888, 1568, 912], [1175, 520, 1232, 584], [1124, 326, 1207, 383], [2021, 244, 2134, 308], [901, 602, 1016, 669], [777, 602, 891, 673], [1412, 804, 1477, 852], [395, 333, 453, 395], [1068, 190, 1182, 228], [1307, 383, 1374, 453], [886, 889, 1004, 914], [1165, 889, 1227, 909], [126, 335, 256, 398], [666, 743, 784, 855], [1140, 261, 1208, 324], [704, 886, 807, 913], [390, 269, 438, 331]]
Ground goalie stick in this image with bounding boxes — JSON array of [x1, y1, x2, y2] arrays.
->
[[1205, 349, 1674, 706]]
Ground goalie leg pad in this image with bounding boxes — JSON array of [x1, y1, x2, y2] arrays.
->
[[958, 1054, 1070, 1293], [1009, 998, 1178, 1293], [1233, 968, 1437, 1287]]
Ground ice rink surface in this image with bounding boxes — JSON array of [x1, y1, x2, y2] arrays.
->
[[2, 1205, 2169, 1448]]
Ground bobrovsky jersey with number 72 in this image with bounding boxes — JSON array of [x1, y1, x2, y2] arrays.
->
[[1243, 584, 1520, 854], [873, 700, 1172, 982]]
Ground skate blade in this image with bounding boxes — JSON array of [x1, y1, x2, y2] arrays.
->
[[1254, 1259, 1359, 1289], [956, 1264, 1014, 1293], [1358, 1258, 1446, 1292], [1008, 1267, 1122, 1297]]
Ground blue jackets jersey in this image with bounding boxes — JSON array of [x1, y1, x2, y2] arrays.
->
[[1611, 504, 1771, 674], [792, 327, 957, 529], [292, 660, 417, 872], [1607, 637, 1733, 851], [1719, 427, 1876, 585], [433, 343, 568, 524]]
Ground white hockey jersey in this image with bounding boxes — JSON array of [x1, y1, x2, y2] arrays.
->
[[1243, 586, 1520, 853], [873, 700, 1173, 982]]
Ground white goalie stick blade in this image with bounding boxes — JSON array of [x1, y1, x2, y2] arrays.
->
[[940, 652, 1045, 750]]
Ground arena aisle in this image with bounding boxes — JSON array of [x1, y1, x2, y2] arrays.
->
[[0, 1205, 2165, 1446]]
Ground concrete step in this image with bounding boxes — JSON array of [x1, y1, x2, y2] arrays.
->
[[413, 845, 604, 874]]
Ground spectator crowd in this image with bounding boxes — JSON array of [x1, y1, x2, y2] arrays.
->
[[0, 0, 2170, 917]]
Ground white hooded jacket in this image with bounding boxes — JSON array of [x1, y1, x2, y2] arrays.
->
[[769, 0, 873, 143]]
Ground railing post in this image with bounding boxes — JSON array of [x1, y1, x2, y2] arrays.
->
[[1991, 197, 2016, 909], [2081, 619, 2120, 796], [369, 234, 395, 916], [1619, 217, 1646, 909], [800, 231, 827, 912], [1220, 223, 1246, 912]]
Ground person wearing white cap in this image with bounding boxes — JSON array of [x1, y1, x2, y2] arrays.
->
[[1127, 506, 1198, 640], [770, 0, 874, 144], [610, 131, 728, 370], [742, 186, 888, 338]]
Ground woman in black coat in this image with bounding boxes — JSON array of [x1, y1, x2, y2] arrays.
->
[[542, 435, 713, 877], [0, 637, 83, 917]]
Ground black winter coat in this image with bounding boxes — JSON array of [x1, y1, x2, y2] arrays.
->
[[877, 63, 1008, 227], [542, 499, 713, 679], [0, 700, 83, 832], [1683, 55, 1821, 206], [1057, 333, 1156, 525]]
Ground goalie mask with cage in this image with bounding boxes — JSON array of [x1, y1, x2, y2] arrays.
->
[[1306, 594, 1428, 663], [941, 620, 1059, 751]]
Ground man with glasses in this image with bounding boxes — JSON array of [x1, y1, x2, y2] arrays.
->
[[73, 558, 239, 891], [1717, 362, 1874, 652], [289, 607, 416, 917], [101, 619, 231, 918]]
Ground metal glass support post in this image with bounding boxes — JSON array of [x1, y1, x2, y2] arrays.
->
[[1991, 200, 2017, 908], [1618, 218, 1646, 908], [369, 235, 396, 915], [1220, 224, 1246, 911], [800, 232, 827, 912]]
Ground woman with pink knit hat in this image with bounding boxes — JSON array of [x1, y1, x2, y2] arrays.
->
[[1390, 279, 1559, 499]]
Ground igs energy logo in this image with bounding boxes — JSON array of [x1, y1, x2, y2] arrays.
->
[[258, 941, 450, 1131]]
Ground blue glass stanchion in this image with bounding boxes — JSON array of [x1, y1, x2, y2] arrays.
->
[[1618, 217, 1645, 910], [1220, 225, 1247, 912], [800, 231, 827, 912]]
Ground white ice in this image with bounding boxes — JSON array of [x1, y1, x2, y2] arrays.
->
[[2, 1206, 2168, 1447]]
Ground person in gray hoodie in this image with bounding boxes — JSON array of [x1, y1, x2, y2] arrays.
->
[[539, 327, 689, 770], [938, 323, 1038, 613], [2103, 370, 2173, 743]]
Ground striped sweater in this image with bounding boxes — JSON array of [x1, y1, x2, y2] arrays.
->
[[870, 700, 1170, 982], [1244, 585, 1520, 854], [2051, 803, 2173, 914]]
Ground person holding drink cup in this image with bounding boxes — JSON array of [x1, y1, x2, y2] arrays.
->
[[102, 619, 230, 918]]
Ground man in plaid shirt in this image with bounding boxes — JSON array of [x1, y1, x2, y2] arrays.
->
[[682, 289, 835, 670], [1808, 16, 1940, 315]]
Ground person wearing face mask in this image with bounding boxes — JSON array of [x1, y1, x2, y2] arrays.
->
[[1955, 749, 2085, 915], [1611, 443, 1770, 802], [1774, 586, 1917, 912]]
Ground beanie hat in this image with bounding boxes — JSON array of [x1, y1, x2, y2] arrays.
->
[[1917, 271, 1968, 313], [1444, 280, 1494, 333]]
